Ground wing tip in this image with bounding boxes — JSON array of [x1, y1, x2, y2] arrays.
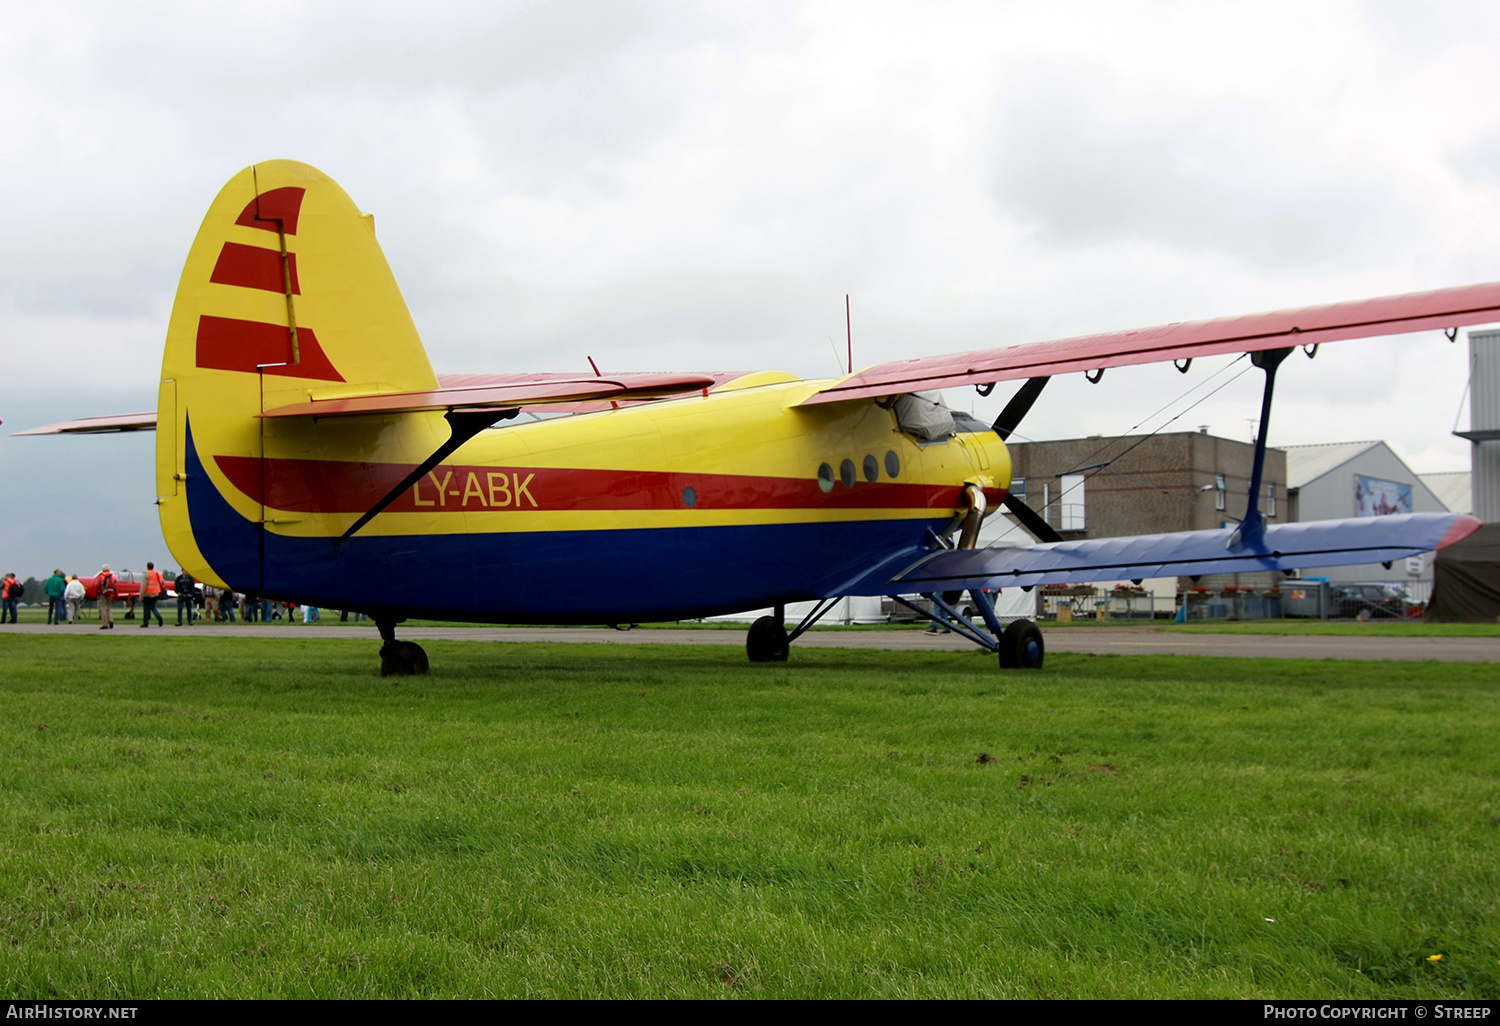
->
[[1437, 514, 1484, 549]]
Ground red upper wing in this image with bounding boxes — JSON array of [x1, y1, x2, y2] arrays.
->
[[801, 280, 1500, 405]]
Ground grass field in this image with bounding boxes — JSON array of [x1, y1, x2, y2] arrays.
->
[[1, 633, 1497, 998]]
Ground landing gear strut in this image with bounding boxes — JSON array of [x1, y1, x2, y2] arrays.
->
[[892, 591, 1046, 670], [377, 617, 428, 677]]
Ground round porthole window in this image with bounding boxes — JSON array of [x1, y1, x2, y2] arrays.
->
[[863, 454, 879, 483], [840, 458, 856, 488], [683, 486, 697, 507], [884, 450, 900, 478], [817, 463, 835, 493]]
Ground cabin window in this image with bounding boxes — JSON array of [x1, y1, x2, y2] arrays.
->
[[840, 459, 856, 488], [682, 487, 697, 508], [863, 454, 879, 483], [817, 463, 835, 493], [885, 451, 900, 478]]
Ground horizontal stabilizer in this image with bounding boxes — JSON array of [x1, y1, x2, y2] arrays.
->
[[871, 513, 1482, 592], [804, 280, 1500, 404], [12, 371, 748, 436], [12, 412, 158, 436], [259, 372, 719, 419]]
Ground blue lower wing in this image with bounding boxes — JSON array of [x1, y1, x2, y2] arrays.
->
[[861, 513, 1474, 593]]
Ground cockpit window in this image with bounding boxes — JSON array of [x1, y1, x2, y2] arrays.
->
[[893, 391, 955, 442], [951, 410, 990, 434]]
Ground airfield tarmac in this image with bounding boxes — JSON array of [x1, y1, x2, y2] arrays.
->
[[12, 622, 1500, 661]]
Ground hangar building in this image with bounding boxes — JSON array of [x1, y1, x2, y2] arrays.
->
[[1283, 441, 1449, 600], [1419, 471, 1471, 516]]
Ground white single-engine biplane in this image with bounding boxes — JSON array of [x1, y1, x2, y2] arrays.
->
[[20, 161, 1487, 674]]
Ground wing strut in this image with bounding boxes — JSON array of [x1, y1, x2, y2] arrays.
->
[[336, 408, 516, 546], [1228, 347, 1292, 550]]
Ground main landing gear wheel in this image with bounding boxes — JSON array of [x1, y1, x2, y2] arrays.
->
[[746, 615, 789, 662], [380, 640, 429, 677], [375, 616, 428, 677], [999, 619, 1045, 670]]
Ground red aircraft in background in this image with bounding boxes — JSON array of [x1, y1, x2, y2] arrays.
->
[[75, 570, 191, 615]]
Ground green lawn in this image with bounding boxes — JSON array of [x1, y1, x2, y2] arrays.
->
[[1, 634, 1496, 998]]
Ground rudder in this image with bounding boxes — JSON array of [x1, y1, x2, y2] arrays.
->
[[157, 160, 440, 588]]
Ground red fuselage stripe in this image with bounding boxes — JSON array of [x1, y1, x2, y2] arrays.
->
[[213, 455, 989, 514]]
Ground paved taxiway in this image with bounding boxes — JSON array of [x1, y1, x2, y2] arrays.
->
[[12, 622, 1500, 661]]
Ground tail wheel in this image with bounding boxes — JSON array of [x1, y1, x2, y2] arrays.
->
[[380, 640, 430, 677], [999, 619, 1045, 670], [746, 615, 790, 663]]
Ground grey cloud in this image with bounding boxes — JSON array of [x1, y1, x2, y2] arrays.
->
[[1357, 0, 1500, 59], [1449, 128, 1500, 185], [312, 0, 655, 93], [414, 268, 855, 374], [26, 1, 654, 97], [0, 216, 189, 319], [990, 67, 1390, 264]]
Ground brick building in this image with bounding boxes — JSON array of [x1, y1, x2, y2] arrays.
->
[[999, 430, 1287, 592], [1005, 430, 1286, 537]]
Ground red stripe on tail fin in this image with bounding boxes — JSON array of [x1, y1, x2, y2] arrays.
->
[[235, 187, 305, 235], [210, 242, 300, 294], [195, 315, 344, 381]]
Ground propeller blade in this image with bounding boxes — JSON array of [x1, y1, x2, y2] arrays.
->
[[1003, 492, 1063, 544], [992, 376, 1049, 440]]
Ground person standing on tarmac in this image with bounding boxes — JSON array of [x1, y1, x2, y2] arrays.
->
[[174, 569, 196, 626], [141, 562, 166, 628], [45, 569, 67, 625], [64, 575, 85, 623], [97, 565, 117, 629], [1, 573, 19, 624]]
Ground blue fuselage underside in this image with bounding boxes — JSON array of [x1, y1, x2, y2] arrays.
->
[[186, 425, 941, 623]]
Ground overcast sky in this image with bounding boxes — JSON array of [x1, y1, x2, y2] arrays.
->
[[4, 0, 1500, 576]]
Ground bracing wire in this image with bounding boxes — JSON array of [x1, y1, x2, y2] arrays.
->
[[1011, 355, 1255, 523]]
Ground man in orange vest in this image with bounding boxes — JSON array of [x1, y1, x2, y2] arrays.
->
[[1, 573, 19, 624], [97, 564, 117, 629], [141, 561, 165, 628]]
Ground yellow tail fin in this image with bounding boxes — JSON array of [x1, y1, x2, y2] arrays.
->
[[157, 160, 438, 582]]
